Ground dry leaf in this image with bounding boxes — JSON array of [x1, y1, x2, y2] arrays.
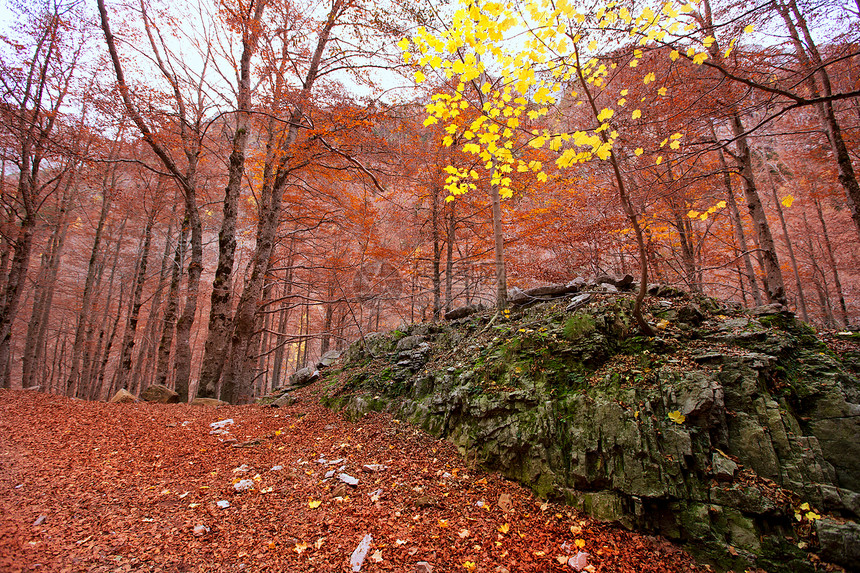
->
[[293, 542, 309, 554], [458, 529, 470, 538], [498, 523, 510, 534], [370, 550, 383, 563]]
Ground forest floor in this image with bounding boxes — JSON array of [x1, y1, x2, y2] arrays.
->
[[0, 388, 707, 573]]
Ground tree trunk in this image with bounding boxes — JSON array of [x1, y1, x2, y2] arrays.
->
[[489, 183, 508, 310], [270, 241, 295, 389], [219, 0, 345, 403], [116, 211, 155, 392], [155, 217, 187, 395], [174, 186, 203, 401], [665, 161, 700, 293], [197, 0, 268, 397], [92, 224, 125, 399], [814, 199, 849, 326], [778, 0, 860, 242], [713, 126, 762, 306], [22, 187, 71, 388], [729, 113, 786, 304], [134, 220, 174, 390], [98, 279, 125, 401], [801, 212, 836, 326], [764, 165, 808, 321], [65, 190, 113, 397], [445, 202, 456, 312], [431, 186, 442, 320]]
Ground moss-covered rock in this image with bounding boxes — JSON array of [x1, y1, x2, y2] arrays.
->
[[322, 297, 860, 572]]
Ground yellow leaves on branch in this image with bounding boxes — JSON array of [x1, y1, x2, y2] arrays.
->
[[687, 201, 727, 221], [400, 0, 722, 201]]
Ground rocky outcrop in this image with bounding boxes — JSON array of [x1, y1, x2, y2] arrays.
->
[[321, 294, 860, 572], [259, 349, 344, 406]]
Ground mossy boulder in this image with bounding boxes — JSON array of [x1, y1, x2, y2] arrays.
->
[[322, 297, 860, 572]]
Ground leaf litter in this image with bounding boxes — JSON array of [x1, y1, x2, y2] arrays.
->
[[0, 388, 706, 572]]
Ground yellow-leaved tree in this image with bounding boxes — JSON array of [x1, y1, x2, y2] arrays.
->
[[400, 0, 748, 333]]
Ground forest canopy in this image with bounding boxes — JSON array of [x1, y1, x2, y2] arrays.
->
[[1, 0, 858, 403]]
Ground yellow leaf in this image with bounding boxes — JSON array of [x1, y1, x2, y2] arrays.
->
[[670, 140, 680, 150], [744, 24, 754, 34], [438, 519, 449, 528], [687, 210, 699, 219], [397, 38, 409, 51], [414, 70, 426, 83], [274, 430, 281, 436], [781, 194, 794, 208], [656, 155, 663, 165], [800, 502, 810, 511], [575, 538, 586, 548], [308, 499, 322, 509], [658, 87, 667, 96], [631, 109, 642, 120], [621, 89, 629, 96], [597, 108, 614, 122], [668, 410, 686, 424], [498, 523, 510, 534], [644, 72, 656, 84], [670, 50, 679, 61], [635, 147, 644, 156], [463, 562, 477, 572], [805, 511, 821, 520]]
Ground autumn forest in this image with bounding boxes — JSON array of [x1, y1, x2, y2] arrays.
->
[[1, 0, 858, 404]]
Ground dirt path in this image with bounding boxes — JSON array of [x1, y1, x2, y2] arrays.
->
[[0, 388, 704, 572]]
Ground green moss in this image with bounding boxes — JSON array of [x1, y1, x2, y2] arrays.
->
[[564, 313, 596, 340]]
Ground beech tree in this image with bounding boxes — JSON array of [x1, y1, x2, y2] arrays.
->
[[0, 0, 90, 388], [400, 0, 741, 331]]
